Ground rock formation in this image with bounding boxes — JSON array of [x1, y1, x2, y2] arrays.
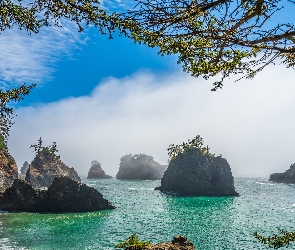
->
[[19, 161, 30, 180], [269, 163, 295, 184], [0, 176, 115, 212], [116, 154, 167, 180], [156, 148, 238, 196], [87, 160, 112, 179], [26, 149, 81, 189], [145, 236, 194, 250], [0, 148, 18, 194]]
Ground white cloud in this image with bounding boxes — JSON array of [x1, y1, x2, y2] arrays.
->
[[0, 22, 85, 88], [8, 66, 295, 178]]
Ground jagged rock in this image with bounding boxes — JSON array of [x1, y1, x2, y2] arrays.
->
[[19, 161, 30, 180], [156, 148, 238, 196], [26, 150, 81, 189], [116, 154, 167, 180], [269, 163, 295, 184], [0, 177, 115, 212], [145, 236, 195, 250], [87, 161, 112, 179], [0, 149, 18, 194]]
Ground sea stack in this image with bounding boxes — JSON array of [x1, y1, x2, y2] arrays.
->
[[269, 163, 295, 184], [19, 161, 30, 180], [87, 160, 112, 179], [156, 136, 238, 196], [116, 153, 167, 180], [26, 141, 80, 189], [0, 177, 115, 212]]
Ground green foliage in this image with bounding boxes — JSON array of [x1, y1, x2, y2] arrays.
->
[[120, 0, 295, 90], [167, 135, 215, 160], [30, 137, 60, 159], [254, 229, 295, 249], [0, 133, 7, 150], [0, 84, 35, 144], [91, 160, 101, 167], [115, 233, 152, 250]]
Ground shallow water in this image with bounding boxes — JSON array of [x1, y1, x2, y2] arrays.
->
[[0, 177, 294, 249]]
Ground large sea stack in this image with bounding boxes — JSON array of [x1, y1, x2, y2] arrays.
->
[[87, 160, 112, 179], [0, 148, 18, 194], [156, 146, 238, 196], [0, 177, 115, 212], [269, 163, 295, 184], [26, 149, 81, 189], [116, 154, 167, 180]]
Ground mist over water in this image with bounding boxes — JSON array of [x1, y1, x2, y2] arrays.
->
[[0, 177, 295, 249]]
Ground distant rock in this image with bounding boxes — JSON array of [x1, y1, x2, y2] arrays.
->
[[0, 149, 18, 194], [146, 236, 194, 250], [0, 177, 115, 212], [87, 160, 112, 179], [19, 161, 30, 180], [269, 163, 295, 184], [156, 148, 238, 196], [26, 149, 81, 189], [116, 154, 167, 180]]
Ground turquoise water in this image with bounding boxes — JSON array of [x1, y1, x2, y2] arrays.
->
[[0, 177, 295, 249]]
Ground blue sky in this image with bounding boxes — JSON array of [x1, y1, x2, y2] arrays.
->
[[2, 2, 295, 178]]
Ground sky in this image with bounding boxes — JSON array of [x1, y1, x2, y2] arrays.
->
[[2, 2, 295, 178]]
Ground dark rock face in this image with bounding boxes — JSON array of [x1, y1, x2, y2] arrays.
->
[[87, 161, 112, 179], [0, 150, 18, 194], [156, 148, 238, 196], [26, 150, 81, 189], [269, 163, 295, 184], [145, 236, 194, 250], [116, 154, 167, 180], [0, 177, 115, 212]]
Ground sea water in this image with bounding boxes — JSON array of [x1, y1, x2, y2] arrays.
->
[[0, 177, 295, 250]]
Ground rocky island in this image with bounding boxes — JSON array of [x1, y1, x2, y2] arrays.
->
[[18, 160, 29, 180], [156, 135, 239, 196], [0, 176, 114, 212], [116, 153, 167, 180], [269, 163, 295, 184], [87, 160, 112, 179], [26, 138, 80, 189]]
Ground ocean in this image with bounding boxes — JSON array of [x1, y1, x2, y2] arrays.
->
[[0, 177, 294, 249]]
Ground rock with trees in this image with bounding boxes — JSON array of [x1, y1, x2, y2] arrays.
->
[[25, 138, 81, 189], [269, 163, 295, 184], [18, 161, 30, 180], [87, 160, 112, 179], [0, 176, 115, 212], [156, 135, 238, 196], [0, 134, 18, 194], [116, 153, 167, 180]]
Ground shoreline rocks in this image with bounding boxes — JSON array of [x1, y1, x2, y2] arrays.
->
[[146, 236, 194, 250], [0, 176, 115, 213], [156, 148, 238, 196], [269, 163, 295, 184], [0, 149, 18, 194]]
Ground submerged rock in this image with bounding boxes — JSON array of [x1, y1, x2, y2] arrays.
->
[[87, 160, 112, 179], [0, 149, 18, 194], [0, 177, 115, 212], [269, 163, 295, 184], [116, 154, 167, 180], [146, 236, 194, 250], [26, 149, 81, 189], [156, 148, 238, 196]]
